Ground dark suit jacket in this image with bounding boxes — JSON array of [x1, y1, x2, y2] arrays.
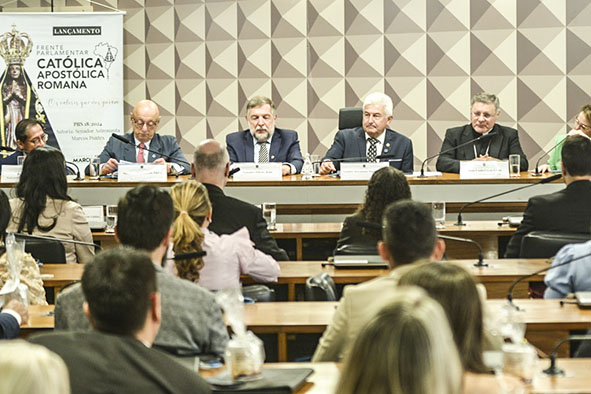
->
[[31, 331, 211, 394], [322, 127, 414, 173], [226, 128, 304, 173], [505, 180, 591, 258], [335, 212, 380, 254], [204, 183, 289, 261], [91, 133, 190, 174], [0, 312, 19, 339], [436, 124, 528, 173]]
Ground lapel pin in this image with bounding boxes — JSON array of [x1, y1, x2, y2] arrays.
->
[[386, 142, 390, 147], [271, 155, 275, 159]]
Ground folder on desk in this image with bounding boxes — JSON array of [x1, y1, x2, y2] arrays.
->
[[208, 368, 313, 393], [333, 255, 388, 268], [576, 292, 591, 308]]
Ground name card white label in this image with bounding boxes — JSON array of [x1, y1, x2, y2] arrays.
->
[[81, 206, 104, 223], [232, 163, 282, 181], [340, 162, 388, 180], [1, 165, 22, 183], [118, 163, 167, 182], [460, 160, 509, 179]]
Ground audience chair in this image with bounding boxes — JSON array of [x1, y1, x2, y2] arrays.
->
[[334, 244, 378, 256], [242, 284, 276, 303], [338, 107, 363, 130], [520, 231, 590, 258], [15, 235, 66, 264], [305, 273, 337, 301]]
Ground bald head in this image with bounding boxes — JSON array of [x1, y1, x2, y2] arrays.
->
[[192, 139, 230, 187], [131, 100, 160, 143]]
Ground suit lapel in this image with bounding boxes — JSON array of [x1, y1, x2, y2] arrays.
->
[[269, 129, 281, 162], [356, 128, 366, 160], [381, 129, 394, 159], [244, 132, 255, 162], [460, 126, 477, 160], [487, 124, 503, 159], [148, 134, 161, 163], [123, 133, 135, 162]]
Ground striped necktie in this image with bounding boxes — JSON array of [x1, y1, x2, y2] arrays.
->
[[367, 138, 378, 162], [258, 142, 269, 163]]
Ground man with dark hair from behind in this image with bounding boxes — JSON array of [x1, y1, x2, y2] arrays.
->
[[312, 200, 446, 361], [31, 247, 211, 394], [505, 135, 591, 257], [55, 185, 229, 357]]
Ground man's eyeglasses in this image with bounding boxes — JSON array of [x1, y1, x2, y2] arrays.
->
[[29, 133, 48, 145], [132, 118, 159, 130], [472, 112, 493, 120], [575, 118, 590, 131]]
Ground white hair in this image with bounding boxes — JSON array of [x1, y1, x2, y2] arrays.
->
[[363, 92, 393, 117]]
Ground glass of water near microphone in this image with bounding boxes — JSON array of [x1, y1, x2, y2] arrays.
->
[[509, 154, 521, 177], [431, 201, 446, 229], [262, 202, 277, 230]]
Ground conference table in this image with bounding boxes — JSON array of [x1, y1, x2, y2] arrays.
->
[[22, 299, 591, 361], [40, 258, 547, 300]]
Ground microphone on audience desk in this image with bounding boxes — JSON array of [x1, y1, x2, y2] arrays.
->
[[65, 160, 83, 181], [506, 250, 591, 310], [437, 234, 486, 267], [169, 251, 207, 260], [9, 232, 102, 264], [0, 146, 16, 152], [532, 137, 567, 177], [110, 133, 191, 174], [418, 131, 497, 177], [228, 167, 240, 177], [455, 173, 562, 226], [543, 335, 591, 375]]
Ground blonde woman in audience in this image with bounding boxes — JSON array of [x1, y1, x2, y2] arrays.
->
[[335, 287, 462, 394], [0, 340, 70, 394], [171, 180, 280, 291]]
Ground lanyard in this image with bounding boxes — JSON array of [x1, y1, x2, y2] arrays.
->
[[473, 139, 491, 158]]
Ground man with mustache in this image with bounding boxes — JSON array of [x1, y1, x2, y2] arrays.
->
[[226, 96, 304, 176]]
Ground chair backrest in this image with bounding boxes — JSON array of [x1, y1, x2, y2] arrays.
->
[[334, 244, 378, 256], [520, 231, 591, 258], [338, 107, 363, 130], [14, 235, 67, 264], [241, 284, 276, 303], [305, 273, 337, 301]]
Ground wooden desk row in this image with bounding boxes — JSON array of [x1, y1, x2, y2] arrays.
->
[[22, 299, 591, 361], [91, 220, 516, 260], [41, 258, 546, 301]]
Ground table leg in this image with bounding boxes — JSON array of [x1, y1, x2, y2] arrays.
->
[[278, 332, 287, 362], [296, 238, 303, 260], [288, 284, 295, 301]]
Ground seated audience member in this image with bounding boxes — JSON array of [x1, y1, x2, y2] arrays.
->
[[335, 287, 462, 394], [31, 247, 211, 394], [436, 93, 528, 173], [94, 100, 190, 175], [537, 104, 591, 173], [544, 240, 591, 298], [312, 200, 446, 361], [0, 299, 28, 339], [505, 135, 591, 257], [55, 185, 229, 357], [0, 119, 47, 170], [320, 92, 414, 174], [0, 189, 46, 305], [335, 166, 411, 254], [193, 139, 289, 261], [7, 148, 94, 264], [0, 340, 69, 394], [226, 96, 303, 175], [171, 180, 280, 291]]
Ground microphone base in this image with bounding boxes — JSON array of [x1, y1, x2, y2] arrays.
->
[[543, 366, 564, 376], [454, 221, 466, 226], [531, 172, 543, 177], [473, 261, 488, 268]]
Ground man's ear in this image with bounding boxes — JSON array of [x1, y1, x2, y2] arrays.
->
[[191, 162, 196, 177], [224, 162, 231, 178], [114, 226, 120, 243], [151, 292, 161, 325], [83, 301, 96, 329], [431, 238, 446, 261], [16, 140, 25, 150], [161, 227, 172, 248], [378, 241, 391, 264]]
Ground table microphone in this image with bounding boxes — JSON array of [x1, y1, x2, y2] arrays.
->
[[455, 173, 562, 226], [437, 234, 486, 267], [543, 334, 591, 375], [10, 232, 102, 250], [0, 146, 16, 152], [65, 160, 83, 180], [110, 133, 191, 172], [313, 153, 402, 166], [418, 131, 496, 177], [228, 167, 240, 177], [170, 251, 207, 260], [532, 137, 566, 177], [506, 249, 591, 310]]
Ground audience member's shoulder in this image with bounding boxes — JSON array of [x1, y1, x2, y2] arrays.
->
[[158, 270, 216, 299], [58, 282, 83, 300], [30, 329, 82, 347]]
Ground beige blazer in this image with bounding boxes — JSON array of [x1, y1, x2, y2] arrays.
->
[[8, 198, 94, 264]]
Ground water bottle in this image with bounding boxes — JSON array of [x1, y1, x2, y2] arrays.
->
[[301, 153, 314, 180]]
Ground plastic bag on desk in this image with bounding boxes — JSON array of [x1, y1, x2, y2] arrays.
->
[[216, 287, 265, 381], [0, 234, 29, 307]]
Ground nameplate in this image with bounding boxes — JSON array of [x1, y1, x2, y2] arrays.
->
[[232, 163, 282, 181], [118, 163, 167, 182], [460, 160, 509, 179], [81, 206, 104, 223], [340, 162, 388, 180], [1, 165, 22, 183]]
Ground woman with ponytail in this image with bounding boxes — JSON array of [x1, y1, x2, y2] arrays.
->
[[171, 181, 279, 291]]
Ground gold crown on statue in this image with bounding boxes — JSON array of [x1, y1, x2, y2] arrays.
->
[[0, 25, 33, 65]]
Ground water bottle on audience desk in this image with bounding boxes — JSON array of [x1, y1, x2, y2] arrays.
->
[[301, 153, 314, 180]]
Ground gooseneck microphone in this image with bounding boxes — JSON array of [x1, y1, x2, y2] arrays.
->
[[532, 137, 566, 177], [418, 131, 496, 177], [314, 153, 402, 165], [11, 232, 102, 250], [110, 133, 191, 171], [455, 173, 562, 226], [506, 249, 591, 310], [65, 160, 83, 180], [543, 335, 591, 375], [437, 234, 486, 267], [228, 167, 240, 177], [170, 251, 207, 260]]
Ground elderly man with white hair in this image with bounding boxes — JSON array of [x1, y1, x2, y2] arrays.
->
[[320, 92, 414, 174]]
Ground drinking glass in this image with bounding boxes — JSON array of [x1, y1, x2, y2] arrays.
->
[[16, 155, 25, 166], [89, 156, 101, 179], [432, 201, 446, 229], [509, 154, 520, 177], [105, 205, 118, 233], [262, 202, 277, 230]]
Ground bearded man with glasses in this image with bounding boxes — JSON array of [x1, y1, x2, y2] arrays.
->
[[92, 100, 190, 175]]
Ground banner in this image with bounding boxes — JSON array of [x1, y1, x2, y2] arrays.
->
[[0, 12, 124, 167]]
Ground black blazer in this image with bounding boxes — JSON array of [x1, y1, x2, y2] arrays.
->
[[335, 212, 380, 254], [0, 312, 19, 339], [436, 124, 528, 173], [204, 183, 289, 261], [505, 180, 591, 257]]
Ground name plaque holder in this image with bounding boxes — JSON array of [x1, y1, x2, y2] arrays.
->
[[1, 165, 22, 183], [460, 160, 509, 179], [118, 163, 167, 182], [340, 162, 388, 181], [232, 163, 282, 181]]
